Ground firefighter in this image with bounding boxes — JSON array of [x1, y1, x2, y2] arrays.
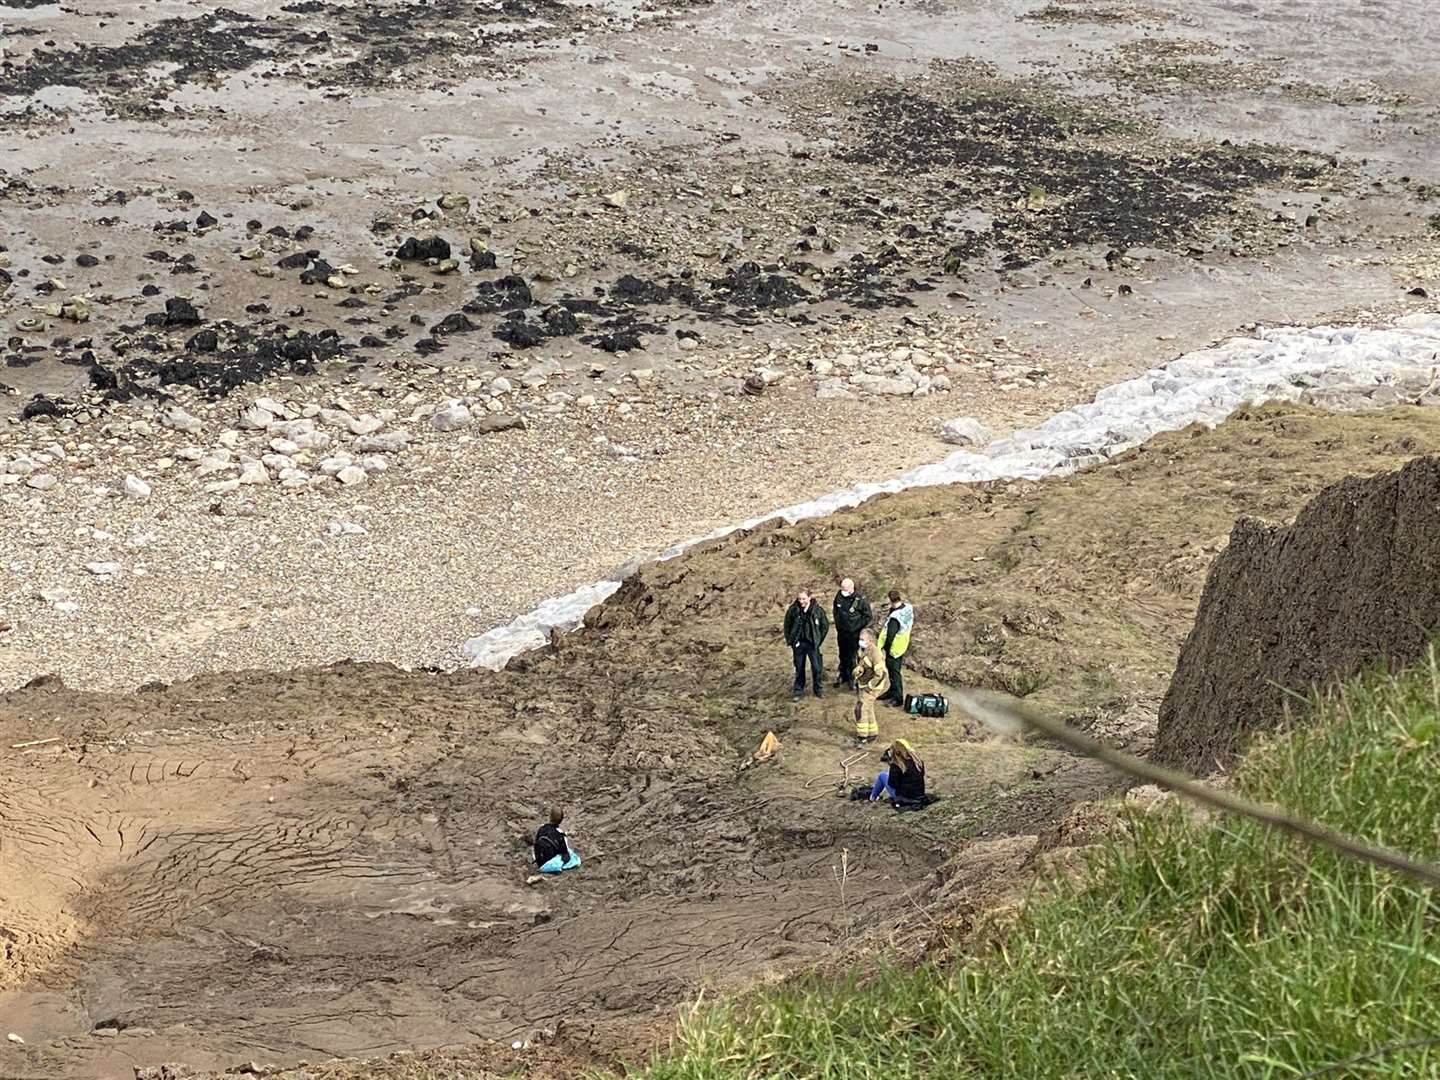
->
[[851, 628, 889, 744]]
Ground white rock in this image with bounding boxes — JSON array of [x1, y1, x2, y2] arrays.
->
[[850, 373, 914, 396], [238, 462, 270, 485], [318, 408, 352, 428], [262, 453, 296, 471], [430, 404, 472, 431], [195, 456, 234, 477], [269, 418, 316, 440], [318, 455, 353, 476], [938, 417, 992, 446], [336, 465, 367, 486], [360, 455, 388, 473], [294, 430, 331, 451], [490, 376, 513, 395], [238, 405, 274, 430], [348, 415, 384, 436], [86, 562, 120, 576], [26, 473, 57, 491], [254, 396, 289, 417], [123, 474, 151, 500], [162, 406, 203, 433], [522, 360, 563, 387], [355, 432, 408, 454], [270, 437, 301, 455], [205, 479, 241, 494]]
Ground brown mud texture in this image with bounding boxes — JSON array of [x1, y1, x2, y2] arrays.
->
[[5, 402, 1440, 1078], [1156, 453, 1440, 773]]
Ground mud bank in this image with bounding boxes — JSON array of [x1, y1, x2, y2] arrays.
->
[[1157, 453, 1440, 771], [7, 399, 1440, 1078]]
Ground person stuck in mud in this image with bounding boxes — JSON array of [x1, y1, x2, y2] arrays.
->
[[877, 589, 914, 709], [851, 628, 889, 744], [832, 577, 873, 691], [869, 739, 925, 804], [784, 589, 830, 699], [534, 806, 581, 874]]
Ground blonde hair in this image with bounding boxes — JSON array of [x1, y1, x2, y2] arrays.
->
[[888, 739, 920, 773]]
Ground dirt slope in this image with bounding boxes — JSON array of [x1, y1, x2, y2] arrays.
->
[[1155, 453, 1440, 772], [4, 402, 1440, 1078]]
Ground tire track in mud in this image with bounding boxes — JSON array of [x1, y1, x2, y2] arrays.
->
[[0, 665, 938, 1077]]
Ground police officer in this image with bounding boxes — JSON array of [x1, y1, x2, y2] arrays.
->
[[783, 589, 830, 699], [831, 577, 873, 690]]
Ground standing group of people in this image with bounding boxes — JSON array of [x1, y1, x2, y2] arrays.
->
[[531, 582, 925, 874], [784, 579, 915, 744]]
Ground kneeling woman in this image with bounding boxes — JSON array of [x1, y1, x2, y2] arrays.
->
[[534, 806, 582, 873], [869, 739, 925, 804]]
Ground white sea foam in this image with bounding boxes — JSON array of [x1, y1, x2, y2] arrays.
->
[[460, 318, 1440, 670]]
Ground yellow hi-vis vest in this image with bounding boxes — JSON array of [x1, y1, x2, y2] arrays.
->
[[878, 603, 913, 657]]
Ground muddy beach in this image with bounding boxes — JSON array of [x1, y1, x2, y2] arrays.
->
[[4, 0, 1440, 1075]]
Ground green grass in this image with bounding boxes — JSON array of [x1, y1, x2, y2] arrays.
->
[[628, 652, 1440, 1079]]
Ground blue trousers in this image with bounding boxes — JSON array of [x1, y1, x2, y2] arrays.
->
[[539, 850, 581, 874], [870, 770, 894, 802]]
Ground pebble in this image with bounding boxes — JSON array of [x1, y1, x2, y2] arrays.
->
[[336, 465, 368, 486], [123, 474, 151, 499], [26, 473, 57, 491]]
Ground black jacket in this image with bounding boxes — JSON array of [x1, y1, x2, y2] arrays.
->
[[534, 823, 570, 868], [888, 760, 926, 801], [784, 601, 830, 647], [832, 590, 873, 637]]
